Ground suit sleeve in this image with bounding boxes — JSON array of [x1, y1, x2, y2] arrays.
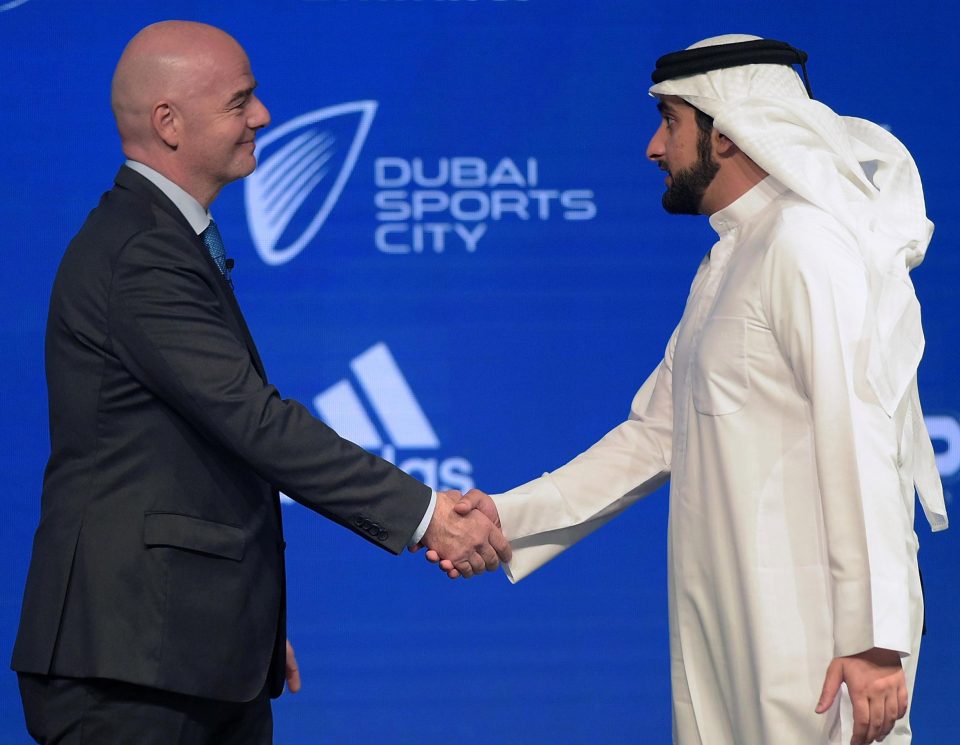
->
[[761, 222, 913, 657], [107, 223, 431, 554], [493, 329, 676, 582]]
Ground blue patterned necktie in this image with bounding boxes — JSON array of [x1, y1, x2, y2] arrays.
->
[[201, 220, 228, 277]]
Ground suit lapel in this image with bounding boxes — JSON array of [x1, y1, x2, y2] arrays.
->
[[216, 277, 268, 379], [113, 166, 268, 381]]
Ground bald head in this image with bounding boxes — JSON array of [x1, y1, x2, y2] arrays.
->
[[110, 21, 270, 207], [111, 21, 242, 148]]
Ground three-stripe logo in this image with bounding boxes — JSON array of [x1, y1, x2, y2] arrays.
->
[[309, 342, 474, 496], [314, 343, 438, 450]]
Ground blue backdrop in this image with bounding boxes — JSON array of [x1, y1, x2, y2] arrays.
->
[[1, 1, 957, 742]]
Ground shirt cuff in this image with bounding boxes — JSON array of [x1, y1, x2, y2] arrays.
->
[[408, 490, 437, 547]]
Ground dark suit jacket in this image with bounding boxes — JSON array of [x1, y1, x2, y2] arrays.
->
[[11, 166, 431, 702]]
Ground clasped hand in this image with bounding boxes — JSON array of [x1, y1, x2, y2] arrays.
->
[[413, 489, 510, 578]]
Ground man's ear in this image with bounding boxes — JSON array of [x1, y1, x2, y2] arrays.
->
[[712, 130, 739, 158], [153, 102, 179, 148]]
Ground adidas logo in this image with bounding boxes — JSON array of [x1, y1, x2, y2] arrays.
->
[[314, 342, 438, 450], [299, 343, 474, 499]]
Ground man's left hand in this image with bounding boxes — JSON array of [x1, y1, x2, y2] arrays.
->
[[816, 647, 906, 745], [285, 639, 301, 694]]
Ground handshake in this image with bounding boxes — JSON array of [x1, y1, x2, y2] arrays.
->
[[414, 489, 510, 579]]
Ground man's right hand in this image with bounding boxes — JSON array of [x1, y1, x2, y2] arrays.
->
[[423, 489, 506, 579], [420, 490, 511, 578]]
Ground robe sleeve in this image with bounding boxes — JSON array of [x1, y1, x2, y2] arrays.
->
[[761, 217, 914, 657], [493, 329, 677, 582]]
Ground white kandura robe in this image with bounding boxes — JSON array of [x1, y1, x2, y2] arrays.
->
[[493, 177, 944, 744]]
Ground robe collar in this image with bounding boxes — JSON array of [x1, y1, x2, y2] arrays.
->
[[708, 176, 787, 238]]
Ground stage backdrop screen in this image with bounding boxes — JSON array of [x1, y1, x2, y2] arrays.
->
[[1, 1, 957, 742]]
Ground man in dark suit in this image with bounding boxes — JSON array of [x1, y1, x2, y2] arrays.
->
[[11, 20, 509, 744]]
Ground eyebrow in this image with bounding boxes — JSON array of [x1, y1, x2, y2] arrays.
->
[[656, 100, 675, 116]]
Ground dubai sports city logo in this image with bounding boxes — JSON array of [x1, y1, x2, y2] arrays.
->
[[245, 101, 377, 266], [245, 100, 597, 263]]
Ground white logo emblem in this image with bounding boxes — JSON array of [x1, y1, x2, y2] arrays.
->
[[314, 343, 438, 450], [244, 101, 377, 266], [310, 342, 474, 495], [0, 0, 32, 11], [927, 414, 960, 481]]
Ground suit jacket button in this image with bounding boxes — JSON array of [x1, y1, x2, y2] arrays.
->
[[378, 530, 388, 541]]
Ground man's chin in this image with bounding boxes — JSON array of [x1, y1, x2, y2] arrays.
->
[[661, 189, 701, 215], [237, 158, 258, 178]]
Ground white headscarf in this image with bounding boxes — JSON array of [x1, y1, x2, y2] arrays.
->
[[650, 34, 946, 530]]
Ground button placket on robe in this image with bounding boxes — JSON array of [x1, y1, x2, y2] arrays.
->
[[673, 227, 739, 470]]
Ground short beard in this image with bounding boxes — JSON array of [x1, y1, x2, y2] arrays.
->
[[661, 127, 719, 215]]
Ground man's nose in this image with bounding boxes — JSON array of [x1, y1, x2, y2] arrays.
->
[[646, 122, 666, 161], [250, 95, 271, 130]]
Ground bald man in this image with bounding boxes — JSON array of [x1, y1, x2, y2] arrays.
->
[[12, 21, 508, 744]]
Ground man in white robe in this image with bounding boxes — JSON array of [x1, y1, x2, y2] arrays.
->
[[426, 34, 947, 745]]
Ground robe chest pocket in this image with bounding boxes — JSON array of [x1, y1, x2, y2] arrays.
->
[[691, 317, 750, 416]]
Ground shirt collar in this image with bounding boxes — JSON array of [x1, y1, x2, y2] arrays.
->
[[125, 160, 212, 236], [708, 176, 788, 236]]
